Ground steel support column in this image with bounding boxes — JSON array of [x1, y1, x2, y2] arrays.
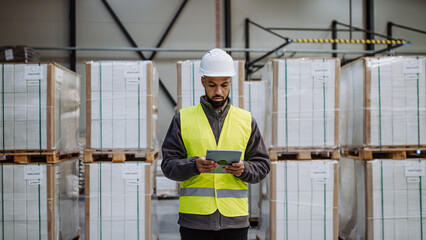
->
[[69, 0, 76, 71], [224, 0, 231, 51], [332, 20, 337, 58], [365, 0, 374, 53]]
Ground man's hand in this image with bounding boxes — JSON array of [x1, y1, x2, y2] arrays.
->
[[195, 156, 219, 173], [223, 160, 245, 177]]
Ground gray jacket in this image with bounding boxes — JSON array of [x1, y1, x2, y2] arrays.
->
[[161, 96, 270, 230]]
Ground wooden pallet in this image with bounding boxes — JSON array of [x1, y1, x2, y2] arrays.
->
[[249, 217, 259, 227], [343, 147, 426, 160], [72, 235, 81, 240], [83, 148, 158, 163], [269, 147, 340, 161], [0, 150, 80, 164]]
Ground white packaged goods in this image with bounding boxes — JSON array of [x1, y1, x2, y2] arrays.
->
[[0, 63, 80, 153], [176, 60, 245, 110], [263, 58, 340, 149], [339, 157, 426, 240], [258, 160, 339, 240], [0, 159, 80, 240], [244, 80, 266, 135], [85, 161, 157, 240], [85, 61, 159, 150], [340, 56, 426, 148], [244, 80, 265, 220]]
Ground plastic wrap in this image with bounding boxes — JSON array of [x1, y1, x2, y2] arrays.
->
[[85, 161, 158, 240], [339, 157, 426, 240], [0, 45, 40, 63], [0, 159, 80, 240], [258, 160, 339, 240], [0, 63, 80, 154], [262, 58, 340, 149], [176, 60, 245, 111], [244, 80, 266, 136], [340, 56, 426, 148], [85, 61, 159, 151]]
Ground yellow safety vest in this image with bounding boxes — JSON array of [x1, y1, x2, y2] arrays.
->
[[179, 104, 252, 217]]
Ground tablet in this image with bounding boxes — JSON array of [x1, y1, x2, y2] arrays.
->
[[206, 149, 242, 173]]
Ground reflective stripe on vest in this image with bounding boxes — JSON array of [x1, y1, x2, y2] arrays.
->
[[179, 104, 251, 217]]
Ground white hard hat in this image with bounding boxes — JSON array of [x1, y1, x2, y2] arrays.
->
[[199, 48, 236, 77]]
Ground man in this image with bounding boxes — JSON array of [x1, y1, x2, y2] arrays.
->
[[161, 48, 270, 240]]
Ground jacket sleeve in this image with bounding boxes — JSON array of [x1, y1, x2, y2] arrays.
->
[[237, 117, 271, 184], [161, 113, 200, 181]]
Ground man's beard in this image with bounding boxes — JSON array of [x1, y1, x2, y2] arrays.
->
[[205, 93, 228, 109]]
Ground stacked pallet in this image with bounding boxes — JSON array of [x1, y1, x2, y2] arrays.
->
[[340, 156, 426, 240], [176, 60, 245, 111], [0, 62, 81, 163], [258, 58, 341, 240], [258, 160, 339, 240], [85, 161, 158, 240], [0, 159, 80, 240], [0, 45, 40, 63], [84, 61, 160, 239], [339, 56, 426, 239], [243, 79, 266, 224], [84, 61, 159, 162], [0, 62, 81, 240], [264, 58, 341, 159]]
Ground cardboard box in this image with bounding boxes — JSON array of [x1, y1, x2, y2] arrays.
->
[[263, 58, 340, 149], [258, 160, 339, 240], [0, 159, 80, 240], [85, 161, 157, 240], [339, 157, 426, 240], [0, 63, 80, 153], [340, 56, 426, 148], [85, 61, 159, 150], [176, 60, 245, 111]]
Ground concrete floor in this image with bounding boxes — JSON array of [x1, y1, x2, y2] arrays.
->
[[79, 196, 258, 240]]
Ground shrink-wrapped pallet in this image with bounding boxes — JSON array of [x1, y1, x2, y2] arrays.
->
[[0, 63, 80, 154], [85, 161, 157, 240], [244, 80, 266, 220], [0, 159, 80, 240], [340, 56, 426, 149], [339, 157, 426, 240], [176, 60, 245, 110], [85, 61, 159, 151], [263, 58, 340, 149], [258, 160, 339, 240]]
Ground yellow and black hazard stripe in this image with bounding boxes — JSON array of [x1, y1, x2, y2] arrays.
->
[[292, 39, 406, 45]]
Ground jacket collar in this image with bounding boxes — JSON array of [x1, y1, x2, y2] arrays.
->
[[200, 95, 231, 118]]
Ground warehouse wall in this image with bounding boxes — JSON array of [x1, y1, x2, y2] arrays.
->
[[1, 0, 425, 145]]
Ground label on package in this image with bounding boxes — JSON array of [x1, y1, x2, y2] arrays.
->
[[403, 59, 422, 74], [405, 162, 425, 177], [25, 66, 43, 79], [28, 179, 41, 185], [310, 163, 329, 179], [314, 76, 328, 82], [5, 49, 13, 61], [407, 177, 420, 183], [124, 64, 141, 79], [24, 165, 44, 180], [26, 80, 40, 86], [311, 61, 330, 77], [122, 164, 140, 179], [127, 179, 140, 186], [314, 179, 328, 184], [126, 79, 140, 85]]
